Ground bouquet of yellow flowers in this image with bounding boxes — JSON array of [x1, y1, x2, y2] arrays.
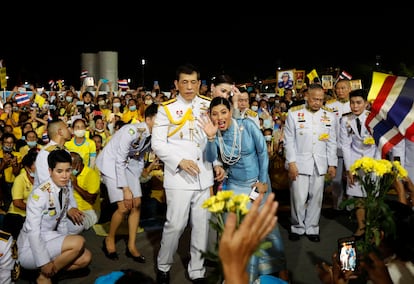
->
[[201, 191, 271, 283], [341, 157, 408, 254]]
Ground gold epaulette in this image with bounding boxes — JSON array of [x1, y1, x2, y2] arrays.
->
[[0, 230, 11, 241], [161, 98, 177, 106], [197, 94, 212, 101], [322, 106, 333, 112], [45, 145, 61, 152], [290, 105, 305, 112], [246, 109, 258, 117], [325, 99, 336, 105], [39, 182, 51, 192]]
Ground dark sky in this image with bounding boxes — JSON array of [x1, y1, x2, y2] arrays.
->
[[1, 19, 413, 91]]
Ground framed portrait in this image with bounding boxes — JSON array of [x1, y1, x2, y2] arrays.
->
[[276, 69, 295, 93], [321, 75, 333, 89], [294, 70, 305, 89], [350, 79, 363, 90]]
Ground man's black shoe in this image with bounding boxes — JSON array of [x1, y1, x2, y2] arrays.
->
[[288, 232, 301, 241], [192, 278, 207, 284], [307, 234, 320, 242], [156, 269, 170, 284]]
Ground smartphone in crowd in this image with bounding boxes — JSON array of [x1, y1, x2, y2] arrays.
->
[[337, 236, 359, 272]]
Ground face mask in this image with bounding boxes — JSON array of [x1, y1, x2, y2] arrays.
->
[[66, 96, 73, 103], [27, 141, 37, 148], [21, 136, 25, 141], [113, 102, 121, 108], [49, 104, 56, 110], [263, 120, 272, 129], [29, 171, 36, 178], [98, 100, 106, 106], [251, 106, 258, 111], [3, 145, 13, 152], [95, 128, 104, 133], [145, 100, 152, 105], [84, 103, 91, 108], [129, 105, 137, 111], [72, 169, 79, 176], [74, 129, 86, 138], [76, 101, 84, 106], [264, 135, 272, 142]]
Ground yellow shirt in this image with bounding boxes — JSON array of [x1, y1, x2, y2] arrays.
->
[[73, 166, 101, 212], [7, 168, 33, 217], [0, 150, 23, 183], [65, 137, 97, 167]]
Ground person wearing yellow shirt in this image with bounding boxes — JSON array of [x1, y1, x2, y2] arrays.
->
[[3, 151, 37, 239], [122, 98, 144, 123], [18, 130, 43, 157], [67, 151, 101, 234], [0, 102, 19, 129], [0, 133, 22, 212], [64, 118, 97, 169]]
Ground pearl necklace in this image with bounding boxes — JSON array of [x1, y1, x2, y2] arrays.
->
[[217, 119, 243, 165]]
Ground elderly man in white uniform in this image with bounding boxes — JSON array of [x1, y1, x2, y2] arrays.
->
[[152, 64, 215, 284], [284, 83, 338, 243]]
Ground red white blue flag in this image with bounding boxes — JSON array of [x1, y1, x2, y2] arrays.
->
[[339, 70, 352, 80], [366, 72, 414, 158], [15, 93, 30, 106], [80, 70, 88, 79], [118, 79, 128, 89]]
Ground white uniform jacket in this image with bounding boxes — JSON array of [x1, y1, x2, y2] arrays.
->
[[151, 95, 214, 190], [339, 110, 380, 171], [96, 122, 151, 189], [284, 104, 338, 175], [17, 180, 77, 267]]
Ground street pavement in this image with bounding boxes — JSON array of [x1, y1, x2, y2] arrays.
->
[[16, 191, 357, 284]]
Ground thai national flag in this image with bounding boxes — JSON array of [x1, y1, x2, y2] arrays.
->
[[15, 93, 30, 106], [80, 70, 88, 79], [339, 70, 352, 80], [366, 72, 414, 158], [118, 79, 128, 89]]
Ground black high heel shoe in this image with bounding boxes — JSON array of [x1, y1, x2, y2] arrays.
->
[[125, 249, 146, 263], [102, 238, 119, 260]]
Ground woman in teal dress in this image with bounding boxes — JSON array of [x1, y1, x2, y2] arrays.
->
[[200, 96, 289, 284]]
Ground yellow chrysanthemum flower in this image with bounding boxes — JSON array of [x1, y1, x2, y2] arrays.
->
[[363, 137, 375, 145], [319, 133, 329, 141]]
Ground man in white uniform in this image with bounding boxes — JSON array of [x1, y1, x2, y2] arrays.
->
[[325, 79, 351, 213], [152, 64, 214, 284], [284, 83, 338, 242]]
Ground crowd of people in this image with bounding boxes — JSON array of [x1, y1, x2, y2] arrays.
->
[[0, 62, 413, 284]]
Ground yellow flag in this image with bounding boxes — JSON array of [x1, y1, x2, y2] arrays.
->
[[0, 67, 7, 89], [306, 69, 319, 83], [367, 72, 393, 103], [35, 94, 46, 108]]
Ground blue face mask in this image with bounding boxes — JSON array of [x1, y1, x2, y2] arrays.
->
[[72, 169, 79, 176], [129, 105, 137, 111], [27, 141, 37, 148]]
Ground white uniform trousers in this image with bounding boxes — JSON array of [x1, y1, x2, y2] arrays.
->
[[290, 167, 325, 235], [157, 188, 210, 280], [331, 157, 345, 210]]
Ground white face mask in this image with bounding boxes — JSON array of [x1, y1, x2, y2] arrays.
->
[[264, 135, 272, 142], [251, 106, 258, 111], [74, 129, 86, 138]]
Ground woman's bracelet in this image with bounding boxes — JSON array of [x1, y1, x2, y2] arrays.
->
[[207, 135, 216, 142]]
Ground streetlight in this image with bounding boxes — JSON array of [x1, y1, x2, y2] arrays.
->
[[141, 59, 146, 88]]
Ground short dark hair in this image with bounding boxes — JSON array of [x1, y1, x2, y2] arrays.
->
[[349, 89, 368, 101], [144, 103, 158, 119], [175, 63, 200, 81], [48, 149, 71, 169]]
